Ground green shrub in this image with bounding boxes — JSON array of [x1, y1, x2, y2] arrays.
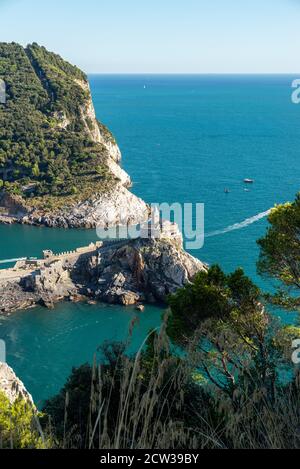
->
[[0, 392, 47, 449]]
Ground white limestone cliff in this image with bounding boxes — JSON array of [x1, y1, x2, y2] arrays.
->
[[0, 362, 34, 406]]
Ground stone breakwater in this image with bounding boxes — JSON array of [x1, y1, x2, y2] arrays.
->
[[0, 235, 206, 315]]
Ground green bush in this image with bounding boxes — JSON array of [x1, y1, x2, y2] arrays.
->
[[0, 392, 47, 449]]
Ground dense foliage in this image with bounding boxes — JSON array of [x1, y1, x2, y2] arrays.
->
[[0, 391, 46, 449], [258, 193, 300, 309], [0, 42, 115, 205], [167, 265, 260, 344]]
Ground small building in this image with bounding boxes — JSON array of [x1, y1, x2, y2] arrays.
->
[[43, 250, 54, 260]]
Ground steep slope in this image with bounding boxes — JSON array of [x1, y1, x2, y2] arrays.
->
[[0, 362, 34, 406], [0, 42, 147, 227]]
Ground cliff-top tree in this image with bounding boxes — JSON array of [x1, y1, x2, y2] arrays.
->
[[257, 193, 300, 309], [166, 265, 289, 398], [167, 265, 260, 344]]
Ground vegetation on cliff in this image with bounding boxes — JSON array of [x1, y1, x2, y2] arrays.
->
[[0, 42, 116, 207], [0, 391, 47, 449], [258, 193, 300, 309], [40, 296, 300, 448]]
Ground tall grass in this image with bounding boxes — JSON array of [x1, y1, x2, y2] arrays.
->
[[42, 317, 300, 449]]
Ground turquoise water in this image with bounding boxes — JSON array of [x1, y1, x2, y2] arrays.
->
[[0, 303, 162, 406], [1, 75, 300, 403], [90, 75, 300, 281]]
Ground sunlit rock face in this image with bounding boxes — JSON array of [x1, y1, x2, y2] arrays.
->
[[0, 362, 34, 406]]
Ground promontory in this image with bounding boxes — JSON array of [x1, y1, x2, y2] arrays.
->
[[0, 42, 147, 228]]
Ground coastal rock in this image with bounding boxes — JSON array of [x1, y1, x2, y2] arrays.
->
[[0, 234, 207, 314], [82, 237, 207, 304], [75, 78, 122, 162], [63, 183, 148, 229], [103, 288, 141, 306], [26, 259, 78, 306], [0, 281, 39, 314], [0, 183, 149, 229], [0, 362, 34, 406], [105, 156, 132, 187]]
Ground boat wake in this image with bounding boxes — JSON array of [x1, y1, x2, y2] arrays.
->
[[0, 257, 26, 265], [205, 209, 271, 238], [0, 211, 271, 263]]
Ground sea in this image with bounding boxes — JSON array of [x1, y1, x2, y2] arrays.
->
[[0, 74, 299, 406]]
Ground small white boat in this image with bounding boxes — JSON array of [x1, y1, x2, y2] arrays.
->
[[244, 179, 254, 184]]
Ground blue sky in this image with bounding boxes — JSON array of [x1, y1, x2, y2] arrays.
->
[[0, 0, 300, 73]]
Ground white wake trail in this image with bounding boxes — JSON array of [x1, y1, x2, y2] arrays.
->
[[205, 209, 271, 238], [0, 210, 271, 263], [0, 257, 26, 265]]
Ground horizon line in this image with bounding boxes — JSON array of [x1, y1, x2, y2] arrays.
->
[[86, 72, 300, 76]]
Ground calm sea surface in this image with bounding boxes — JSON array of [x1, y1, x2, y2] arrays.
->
[[1, 75, 299, 404]]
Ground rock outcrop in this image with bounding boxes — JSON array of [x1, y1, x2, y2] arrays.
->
[[25, 260, 78, 308], [0, 183, 149, 229], [0, 362, 34, 406], [0, 43, 147, 230], [0, 281, 39, 314], [35, 184, 147, 229], [81, 237, 206, 304], [0, 236, 206, 315]]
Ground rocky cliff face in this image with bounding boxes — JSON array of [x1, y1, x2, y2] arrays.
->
[[0, 281, 39, 314], [0, 363, 34, 406], [75, 79, 122, 161], [1, 183, 149, 228], [0, 236, 206, 314], [0, 76, 148, 228], [82, 237, 206, 305], [0, 43, 147, 229]]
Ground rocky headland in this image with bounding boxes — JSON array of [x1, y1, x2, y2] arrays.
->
[[0, 234, 206, 315], [0, 43, 148, 229], [0, 43, 207, 316]]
